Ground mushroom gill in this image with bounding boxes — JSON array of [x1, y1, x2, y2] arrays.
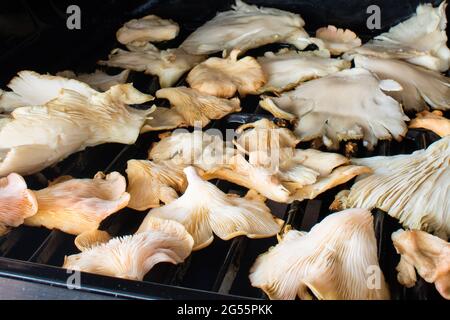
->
[[249, 208, 390, 300], [0, 173, 38, 236], [331, 136, 450, 239], [63, 217, 193, 281]]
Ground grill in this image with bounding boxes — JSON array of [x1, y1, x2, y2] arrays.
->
[[0, 0, 447, 300]]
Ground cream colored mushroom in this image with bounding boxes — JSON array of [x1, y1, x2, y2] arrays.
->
[[180, 0, 323, 55], [116, 15, 179, 46], [332, 136, 450, 239], [99, 46, 205, 88], [126, 159, 187, 210], [187, 49, 266, 98], [249, 208, 390, 300], [392, 229, 449, 300], [0, 173, 38, 236], [25, 172, 130, 235], [409, 110, 450, 137], [56, 69, 130, 92], [155, 87, 241, 127], [345, 2, 450, 72], [0, 71, 153, 177], [316, 25, 362, 55], [149, 131, 235, 172], [140, 107, 188, 132], [260, 68, 408, 150], [257, 49, 350, 93], [354, 55, 450, 112], [74, 230, 111, 252], [138, 166, 283, 251], [63, 217, 193, 281]]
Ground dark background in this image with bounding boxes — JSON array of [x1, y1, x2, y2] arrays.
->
[[0, 0, 445, 85]]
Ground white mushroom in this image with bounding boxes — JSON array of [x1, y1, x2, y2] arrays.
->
[[0, 71, 153, 176], [0, 70, 95, 112], [116, 15, 179, 47], [0, 173, 38, 235], [260, 68, 408, 150], [126, 159, 187, 210], [315, 25, 362, 55], [99, 46, 205, 88], [149, 130, 235, 172], [63, 217, 193, 281], [354, 55, 450, 112], [332, 136, 450, 239], [392, 229, 449, 300], [56, 69, 130, 92], [409, 110, 450, 137], [140, 107, 188, 132], [74, 230, 111, 252], [256, 49, 350, 93], [138, 166, 283, 251], [180, 0, 323, 55], [249, 208, 390, 300], [25, 172, 130, 235], [346, 2, 450, 72], [187, 49, 266, 98], [155, 87, 241, 127]]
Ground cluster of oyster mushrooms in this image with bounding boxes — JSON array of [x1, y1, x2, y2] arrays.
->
[[0, 0, 449, 300]]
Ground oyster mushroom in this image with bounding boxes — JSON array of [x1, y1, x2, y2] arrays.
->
[[331, 136, 450, 239], [138, 166, 283, 250], [25, 172, 130, 235], [63, 217, 193, 281], [392, 229, 449, 300], [99, 45, 205, 88], [187, 49, 266, 98], [249, 208, 390, 300], [315, 25, 362, 55], [409, 110, 450, 137], [180, 0, 322, 55], [203, 154, 291, 203], [260, 68, 408, 150], [346, 2, 450, 72], [116, 15, 179, 47], [0, 70, 95, 112], [0, 173, 38, 236], [74, 230, 111, 252], [126, 159, 187, 210], [257, 49, 351, 93], [149, 131, 236, 172], [154, 87, 241, 127], [56, 69, 130, 92], [354, 55, 450, 112], [234, 118, 300, 154], [0, 71, 153, 177], [140, 107, 188, 132]]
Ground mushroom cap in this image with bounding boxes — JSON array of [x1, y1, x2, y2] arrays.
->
[[25, 172, 130, 235], [187, 50, 266, 98], [116, 15, 179, 45], [392, 229, 450, 299], [138, 166, 283, 250], [260, 68, 408, 150]]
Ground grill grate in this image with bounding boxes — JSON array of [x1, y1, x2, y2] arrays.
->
[[0, 0, 447, 300]]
